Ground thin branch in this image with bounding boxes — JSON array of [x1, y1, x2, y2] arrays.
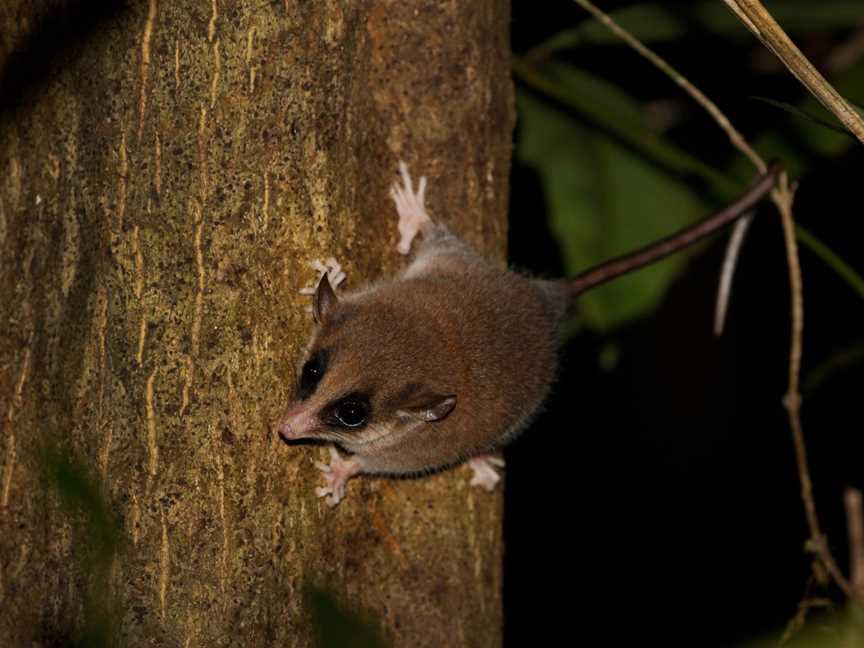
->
[[566, 165, 780, 297], [571, 0, 855, 599], [558, 1, 775, 308], [781, 589, 833, 645], [569, 0, 761, 343], [774, 175, 854, 599], [846, 489, 864, 596], [723, 0, 864, 145], [510, 57, 735, 196], [572, 0, 765, 172], [514, 60, 864, 306]]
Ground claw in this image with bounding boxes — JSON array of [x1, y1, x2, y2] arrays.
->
[[390, 161, 433, 255], [299, 257, 346, 296], [468, 455, 505, 492]]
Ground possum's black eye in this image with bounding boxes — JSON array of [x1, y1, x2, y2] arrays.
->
[[299, 351, 326, 399], [333, 397, 369, 428]]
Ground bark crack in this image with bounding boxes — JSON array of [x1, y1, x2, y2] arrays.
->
[[159, 507, 170, 619], [138, 0, 158, 141], [145, 367, 159, 485], [1, 347, 31, 509], [210, 39, 221, 109]]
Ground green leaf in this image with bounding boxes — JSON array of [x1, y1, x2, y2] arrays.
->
[[796, 57, 864, 157], [38, 447, 120, 648], [731, 58, 864, 179], [804, 340, 864, 394], [40, 447, 120, 562], [750, 96, 852, 137], [517, 78, 711, 330], [304, 584, 388, 648], [512, 58, 735, 197]]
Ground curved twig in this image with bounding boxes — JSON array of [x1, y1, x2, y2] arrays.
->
[[572, 0, 855, 599]]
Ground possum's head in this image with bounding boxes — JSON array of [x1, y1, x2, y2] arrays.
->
[[276, 274, 456, 453]]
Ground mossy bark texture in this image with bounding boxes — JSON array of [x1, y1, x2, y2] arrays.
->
[[0, 1, 513, 646]]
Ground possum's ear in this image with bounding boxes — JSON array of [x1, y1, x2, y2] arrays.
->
[[313, 274, 339, 324], [397, 393, 457, 422]]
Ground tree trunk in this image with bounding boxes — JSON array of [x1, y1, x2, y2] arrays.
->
[[0, 1, 513, 646]]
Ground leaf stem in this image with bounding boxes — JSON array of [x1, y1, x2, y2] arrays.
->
[[796, 224, 864, 302]]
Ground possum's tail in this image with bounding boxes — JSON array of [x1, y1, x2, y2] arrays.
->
[[561, 162, 782, 300]]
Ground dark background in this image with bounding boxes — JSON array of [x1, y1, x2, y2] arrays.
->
[[3, 2, 859, 645], [504, 1, 864, 645]]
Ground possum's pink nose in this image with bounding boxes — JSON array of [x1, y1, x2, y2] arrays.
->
[[277, 421, 294, 440], [277, 406, 316, 440]]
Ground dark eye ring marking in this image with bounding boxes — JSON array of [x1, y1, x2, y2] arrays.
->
[[298, 350, 327, 400]]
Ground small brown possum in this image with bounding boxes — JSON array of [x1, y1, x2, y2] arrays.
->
[[277, 161, 780, 506]]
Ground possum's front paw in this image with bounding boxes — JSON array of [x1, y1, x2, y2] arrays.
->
[[390, 161, 433, 255], [314, 446, 362, 507], [299, 257, 346, 296], [467, 455, 505, 492]]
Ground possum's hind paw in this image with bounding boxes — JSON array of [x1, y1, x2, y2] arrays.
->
[[299, 257, 346, 297], [390, 161, 433, 255], [468, 455, 505, 492]]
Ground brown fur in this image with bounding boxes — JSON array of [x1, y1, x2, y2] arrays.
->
[[279, 161, 782, 490], [285, 226, 567, 477]]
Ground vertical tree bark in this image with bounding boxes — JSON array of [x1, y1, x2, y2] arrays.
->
[[0, 1, 512, 646]]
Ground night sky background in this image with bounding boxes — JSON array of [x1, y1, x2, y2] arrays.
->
[[504, 1, 864, 645]]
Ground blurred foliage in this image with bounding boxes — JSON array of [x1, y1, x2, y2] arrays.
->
[[750, 97, 853, 138], [39, 446, 121, 648], [729, 59, 864, 182], [747, 603, 864, 647], [40, 447, 120, 560], [525, 1, 864, 57], [517, 73, 709, 330], [304, 584, 389, 648], [514, 0, 862, 332], [803, 340, 864, 394]]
